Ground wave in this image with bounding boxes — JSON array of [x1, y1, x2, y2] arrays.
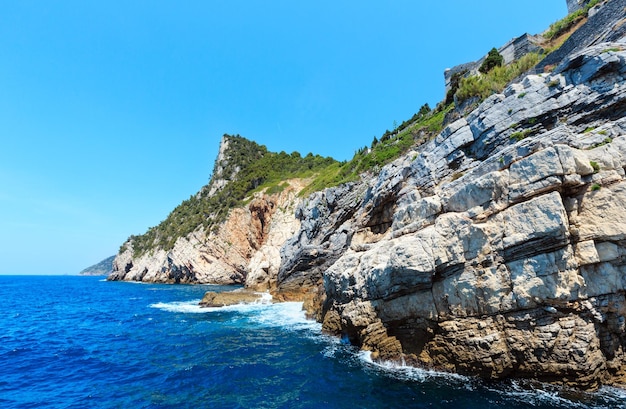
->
[[482, 380, 626, 409], [356, 350, 469, 384], [355, 351, 626, 407], [150, 297, 321, 333], [248, 301, 322, 333]]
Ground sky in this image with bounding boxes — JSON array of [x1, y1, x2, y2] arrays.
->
[[0, 1, 568, 275]]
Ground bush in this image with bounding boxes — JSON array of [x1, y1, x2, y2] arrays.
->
[[510, 129, 532, 141], [479, 48, 504, 74]]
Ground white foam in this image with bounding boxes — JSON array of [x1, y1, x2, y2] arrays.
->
[[151, 296, 323, 337], [149, 300, 207, 313], [486, 381, 590, 408], [249, 301, 322, 333], [358, 350, 468, 384]]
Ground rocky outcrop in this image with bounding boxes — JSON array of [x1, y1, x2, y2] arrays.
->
[[108, 134, 305, 285], [277, 38, 626, 389], [199, 290, 266, 307]]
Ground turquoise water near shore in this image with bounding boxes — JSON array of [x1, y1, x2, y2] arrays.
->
[[1, 275, 624, 408]]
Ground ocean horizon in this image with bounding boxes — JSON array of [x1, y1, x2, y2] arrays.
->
[[1, 275, 624, 408]]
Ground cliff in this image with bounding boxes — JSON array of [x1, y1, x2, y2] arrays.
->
[[109, 0, 626, 390]]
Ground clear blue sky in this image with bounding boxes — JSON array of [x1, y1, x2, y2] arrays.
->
[[0, 1, 567, 274]]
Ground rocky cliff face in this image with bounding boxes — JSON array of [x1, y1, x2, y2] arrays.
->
[[277, 36, 626, 389], [109, 187, 301, 285]]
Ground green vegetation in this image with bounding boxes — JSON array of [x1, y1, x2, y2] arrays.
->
[[590, 137, 613, 149], [302, 103, 453, 196], [446, 70, 468, 105], [590, 161, 601, 173], [129, 135, 337, 256], [379, 103, 432, 141], [125, 2, 606, 259], [510, 129, 532, 141], [455, 53, 541, 105], [479, 48, 504, 74], [544, 0, 601, 40], [547, 80, 560, 87], [591, 183, 602, 191]]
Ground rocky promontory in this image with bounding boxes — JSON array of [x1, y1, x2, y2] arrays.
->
[[108, 0, 626, 390]]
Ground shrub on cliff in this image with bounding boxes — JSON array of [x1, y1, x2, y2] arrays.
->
[[302, 103, 453, 196], [479, 48, 504, 74]]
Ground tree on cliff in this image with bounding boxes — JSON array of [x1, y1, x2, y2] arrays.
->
[[479, 47, 504, 73]]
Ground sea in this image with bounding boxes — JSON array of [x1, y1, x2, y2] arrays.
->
[[1, 276, 625, 409]]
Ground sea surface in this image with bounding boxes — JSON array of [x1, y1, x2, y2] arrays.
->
[[1, 275, 625, 409]]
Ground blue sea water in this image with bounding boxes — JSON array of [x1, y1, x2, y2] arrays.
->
[[1, 276, 625, 409]]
